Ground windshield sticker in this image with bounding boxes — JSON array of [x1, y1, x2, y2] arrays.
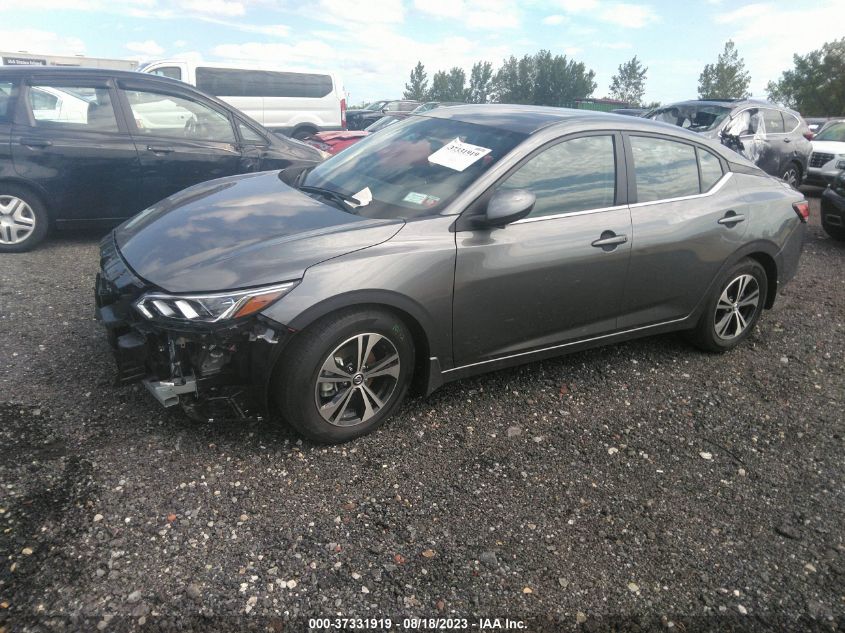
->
[[352, 187, 373, 207], [403, 192, 428, 204], [428, 138, 492, 172]]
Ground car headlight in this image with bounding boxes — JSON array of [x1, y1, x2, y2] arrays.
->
[[134, 281, 299, 323]]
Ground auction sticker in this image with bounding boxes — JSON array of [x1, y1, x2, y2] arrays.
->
[[428, 138, 492, 171]]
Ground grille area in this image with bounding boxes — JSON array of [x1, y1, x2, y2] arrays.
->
[[810, 152, 834, 168]]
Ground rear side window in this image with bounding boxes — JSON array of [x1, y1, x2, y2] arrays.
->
[[781, 111, 800, 132], [237, 120, 266, 144], [0, 80, 14, 122], [124, 89, 235, 143], [196, 68, 332, 98], [763, 109, 785, 133], [631, 136, 699, 202], [27, 85, 119, 132], [698, 148, 724, 192], [499, 135, 616, 218]]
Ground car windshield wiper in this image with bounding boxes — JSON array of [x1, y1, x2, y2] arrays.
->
[[299, 185, 361, 211]]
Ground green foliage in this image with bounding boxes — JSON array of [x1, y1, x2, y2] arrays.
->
[[766, 38, 845, 116], [609, 56, 648, 106], [403, 61, 428, 101], [698, 40, 751, 99], [467, 61, 494, 104], [427, 67, 467, 101], [490, 50, 596, 105]]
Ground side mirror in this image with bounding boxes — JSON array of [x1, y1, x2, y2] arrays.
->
[[482, 189, 536, 227]]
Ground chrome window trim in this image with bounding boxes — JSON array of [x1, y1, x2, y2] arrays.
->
[[444, 315, 689, 374], [629, 172, 732, 208], [513, 204, 628, 224], [723, 106, 801, 137]]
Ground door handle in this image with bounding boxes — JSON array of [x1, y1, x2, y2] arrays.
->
[[783, 138, 791, 143], [147, 145, 175, 154], [718, 211, 745, 226], [19, 137, 52, 148], [591, 231, 628, 251]]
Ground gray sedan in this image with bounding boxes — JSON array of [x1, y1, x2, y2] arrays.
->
[[96, 105, 807, 443]]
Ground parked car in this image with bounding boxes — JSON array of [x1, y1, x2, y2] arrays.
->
[[805, 120, 845, 186], [139, 59, 346, 139], [645, 99, 811, 186], [0, 66, 323, 252], [95, 105, 807, 443], [804, 117, 845, 137], [345, 99, 419, 130], [820, 169, 845, 240]]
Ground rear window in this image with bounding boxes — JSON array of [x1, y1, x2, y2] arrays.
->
[[27, 85, 118, 132], [196, 68, 333, 99]]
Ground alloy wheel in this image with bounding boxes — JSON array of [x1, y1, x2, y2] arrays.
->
[[0, 196, 37, 245], [714, 274, 760, 340], [314, 333, 401, 427]]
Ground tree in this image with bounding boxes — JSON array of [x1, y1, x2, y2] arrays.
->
[[767, 38, 845, 116], [445, 67, 467, 101], [427, 70, 450, 101], [609, 55, 647, 106], [403, 61, 428, 100], [698, 40, 751, 99], [467, 61, 493, 104], [491, 50, 596, 106]]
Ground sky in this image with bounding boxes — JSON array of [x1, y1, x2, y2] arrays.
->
[[0, 0, 843, 106]]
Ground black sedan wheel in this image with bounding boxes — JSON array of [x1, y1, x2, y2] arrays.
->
[[686, 258, 768, 352], [273, 308, 414, 443]]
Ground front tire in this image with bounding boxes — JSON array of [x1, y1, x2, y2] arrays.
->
[[0, 186, 49, 253], [686, 258, 768, 353], [272, 308, 415, 443]]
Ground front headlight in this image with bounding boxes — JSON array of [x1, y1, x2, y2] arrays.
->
[[134, 281, 299, 323]]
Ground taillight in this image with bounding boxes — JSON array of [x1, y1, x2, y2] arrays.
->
[[340, 98, 346, 130], [793, 200, 810, 223], [803, 131, 814, 140]]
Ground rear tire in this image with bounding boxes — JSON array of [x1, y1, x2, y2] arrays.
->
[[272, 308, 414, 443], [686, 258, 768, 353], [781, 163, 801, 188], [0, 185, 49, 253]]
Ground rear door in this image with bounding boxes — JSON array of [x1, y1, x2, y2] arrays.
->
[[453, 132, 632, 365], [0, 77, 16, 181], [116, 80, 244, 209], [10, 75, 143, 225], [620, 134, 747, 327]]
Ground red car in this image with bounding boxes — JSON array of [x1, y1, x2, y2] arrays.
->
[[302, 129, 370, 155]]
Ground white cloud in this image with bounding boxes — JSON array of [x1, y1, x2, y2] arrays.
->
[[309, 0, 405, 25], [598, 3, 659, 28], [555, 0, 599, 11], [542, 14, 568, 25], [414, 0, 520, 30], [0, 28, 85, 55], [179, 0, 245, 17], [126, 39, 164, 56], [174, 40, 187, 47]]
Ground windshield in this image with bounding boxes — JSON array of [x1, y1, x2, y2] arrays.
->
[[303, 116, 527, 220], [646, 104, 732, 132], [816, 122, 845, 142], [364, 101, 387, 111]]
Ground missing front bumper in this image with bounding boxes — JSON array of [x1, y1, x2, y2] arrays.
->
[[143, 375, 198, 408]]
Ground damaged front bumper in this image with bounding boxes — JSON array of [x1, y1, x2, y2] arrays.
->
[[94, 234, 290, 419]]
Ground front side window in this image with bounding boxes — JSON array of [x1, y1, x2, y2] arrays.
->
[[498, 135, 616, 218], [631, 136, 700, 202], [303, 116, 526, 220], [149, 66, 182, 81], [724, 108, 761, 136], [782, 112, 800, 132], [27, 85, 118, 132], [364, 101, 387, 111], [125, 89, 235, 143]]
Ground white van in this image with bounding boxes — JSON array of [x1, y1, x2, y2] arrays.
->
[[138, 59, 345, 139]]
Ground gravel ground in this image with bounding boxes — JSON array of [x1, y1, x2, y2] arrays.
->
[[1, 193, 843, 633]]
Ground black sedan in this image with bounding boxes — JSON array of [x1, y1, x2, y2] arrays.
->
[[0, 67, 323, 251]]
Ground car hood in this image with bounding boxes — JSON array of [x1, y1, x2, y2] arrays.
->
[[810, 140, 845, 154], [115, 171, 404, 293]]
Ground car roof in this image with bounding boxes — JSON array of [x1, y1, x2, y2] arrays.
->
[[425, 103, 717, 138]]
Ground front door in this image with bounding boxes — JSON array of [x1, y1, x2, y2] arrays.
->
[[453, 133, 632, 366], [117, 83, 244, 210], [11, 77, 142, 226]]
